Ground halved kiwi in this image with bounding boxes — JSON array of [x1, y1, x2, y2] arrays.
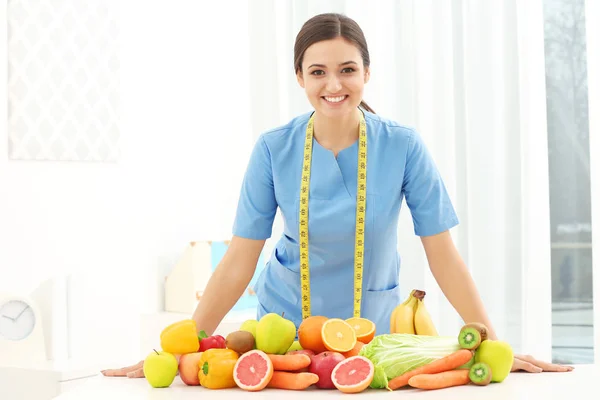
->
[[469, 362, 492, 386], [458, 322, 488, 350]]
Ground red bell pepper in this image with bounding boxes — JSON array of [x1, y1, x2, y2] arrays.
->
[[198, 330, 226, 351]]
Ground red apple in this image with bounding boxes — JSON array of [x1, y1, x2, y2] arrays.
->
[[308, 351, 345, 389], [178, 352, 203, 386], [287, 349, 315, 358], [287, 349, 315, 372]]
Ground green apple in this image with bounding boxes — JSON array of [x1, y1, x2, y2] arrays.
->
[[255, 313, 296, 354], [287, 340, 303, 352], [240, 319, 258, 339], [474, 340, 514, 383], [143, 349, 179, 388]]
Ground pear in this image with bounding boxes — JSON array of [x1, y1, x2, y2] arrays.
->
[[474, 340, 514, 382], [286, 340, 303, 352], [255, 313, 296, 355]]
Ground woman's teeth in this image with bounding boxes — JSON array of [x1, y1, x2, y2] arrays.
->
[[324, 95, 346, 103]]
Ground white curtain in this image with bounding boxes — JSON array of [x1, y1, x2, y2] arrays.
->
[[248, 0, 553, 360]]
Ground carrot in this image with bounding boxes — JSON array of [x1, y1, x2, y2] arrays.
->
[[408, 369, 471, 390], [266, 371, 319, 390], [388, 349, 473, 390], [267, 354, 312, 371]]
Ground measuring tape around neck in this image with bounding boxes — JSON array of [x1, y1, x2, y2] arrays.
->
[[299, 111, 367, 320]]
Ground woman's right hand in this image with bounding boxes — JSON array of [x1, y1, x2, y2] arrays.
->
[[101, 360, 145, 378]]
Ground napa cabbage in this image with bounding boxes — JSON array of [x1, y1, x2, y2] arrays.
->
[[359, 334, 474, 390]]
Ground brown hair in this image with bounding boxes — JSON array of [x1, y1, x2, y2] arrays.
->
[[294, 13, 375, 114]]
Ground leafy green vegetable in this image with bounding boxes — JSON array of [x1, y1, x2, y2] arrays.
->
[[369, 365, 390, 390], [359, 334, 470, 385]]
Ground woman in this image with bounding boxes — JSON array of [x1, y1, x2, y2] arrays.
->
[[103, 13, 572, 378]]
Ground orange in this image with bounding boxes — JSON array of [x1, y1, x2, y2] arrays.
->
[[298, 316, 329, 353], [341, 340, 365, 358], [321, 318, 357, 353], [331, 355, 374, 393], [345, 317, 376, 344]]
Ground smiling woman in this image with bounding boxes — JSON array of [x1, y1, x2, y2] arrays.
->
[[102, 12, 573, 380], [295, 36, 370, 156], [293, 14, 374, 157]]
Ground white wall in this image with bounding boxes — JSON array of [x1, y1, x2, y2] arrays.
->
[[4, 0, 594, 367], [0, 1, 253, 364]]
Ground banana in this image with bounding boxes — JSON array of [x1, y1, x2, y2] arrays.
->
[[389, 290, 411, 333], [389, 290, 417, 334], [389, 289, 439, 336], [414, 294, 439, 336]]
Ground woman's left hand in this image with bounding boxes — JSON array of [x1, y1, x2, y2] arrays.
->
[[511, 354, 574, 373]]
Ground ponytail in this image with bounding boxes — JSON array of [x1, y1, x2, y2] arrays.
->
[[359, 100, 375, 114]]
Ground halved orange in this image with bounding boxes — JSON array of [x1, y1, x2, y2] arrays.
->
[[321, 318, 357, 353], [345, 317, 376, 344]]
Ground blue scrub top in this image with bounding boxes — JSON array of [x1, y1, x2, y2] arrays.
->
[[232, 110, 459, 335]]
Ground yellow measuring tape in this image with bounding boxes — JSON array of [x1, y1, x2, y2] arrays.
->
[[299, 111, 367, 320]]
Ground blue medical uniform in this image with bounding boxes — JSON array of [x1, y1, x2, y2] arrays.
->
[[232, 110, 459, 335]]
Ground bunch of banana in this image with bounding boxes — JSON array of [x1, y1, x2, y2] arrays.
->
[[389, 289, 439, 335]]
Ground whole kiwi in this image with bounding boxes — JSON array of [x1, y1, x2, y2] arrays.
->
[[225, 330, 255, 354]]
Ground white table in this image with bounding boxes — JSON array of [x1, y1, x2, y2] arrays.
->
[[0, 359, 104, 400], [53, 364, 599, 400]]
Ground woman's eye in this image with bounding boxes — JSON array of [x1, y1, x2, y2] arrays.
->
[[311, 70, 325, 75], [342, 67, 355, 73]]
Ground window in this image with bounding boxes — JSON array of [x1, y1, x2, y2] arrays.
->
[[543, 0, 594, 364]]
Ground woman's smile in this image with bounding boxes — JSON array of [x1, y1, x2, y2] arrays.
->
[[322, 95, 349, 105]]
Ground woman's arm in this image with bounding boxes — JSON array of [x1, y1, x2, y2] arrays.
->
[[421, 230, 573, 373], [191, 235, 266, 335], [420, 231, 498, 339], [102, 235, 265, 378]]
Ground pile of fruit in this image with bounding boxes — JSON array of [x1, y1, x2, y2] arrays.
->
[[382, 322, 514, 390], [142, 288, 514, 393], [144, 312, 376, 393]]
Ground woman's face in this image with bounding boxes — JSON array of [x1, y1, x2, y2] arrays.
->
[[297, 37, 370, 118]]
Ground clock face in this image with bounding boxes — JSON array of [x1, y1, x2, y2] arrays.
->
[[0, 300, 36, 341]]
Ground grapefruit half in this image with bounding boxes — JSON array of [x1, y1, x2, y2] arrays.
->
[[331, 355, 374, 393], [233, 350, 273, 391]]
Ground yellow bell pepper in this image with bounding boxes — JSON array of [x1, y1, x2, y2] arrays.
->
[[198, 348, 239, 389], [160, 319, 199, 354]]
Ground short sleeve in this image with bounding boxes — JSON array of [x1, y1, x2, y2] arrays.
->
[[402, 130, 459, 236], [232, 136, 278, 240]]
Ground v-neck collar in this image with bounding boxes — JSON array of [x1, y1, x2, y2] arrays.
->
[[313, 136, 359, 160], [312, 137, 357, 198]]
